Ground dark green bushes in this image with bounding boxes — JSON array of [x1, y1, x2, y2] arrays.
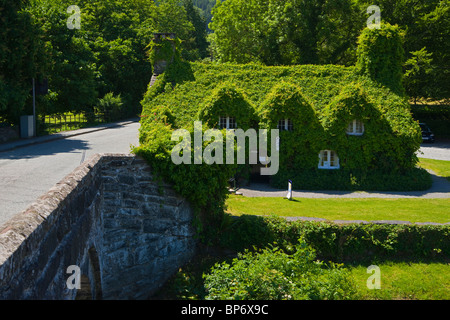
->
[[270, 167, 432, 191], [410, 104, 450, 139], [219, 215, 450, 264]]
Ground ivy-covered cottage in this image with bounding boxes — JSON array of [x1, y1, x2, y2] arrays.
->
[[135, 24, 430, 218]]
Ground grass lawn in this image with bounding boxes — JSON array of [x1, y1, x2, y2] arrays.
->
[[350, 262, 450, 300], [225, 196, 450, 223], [418, 157, 450, 182], [154, 250, 450, 300]]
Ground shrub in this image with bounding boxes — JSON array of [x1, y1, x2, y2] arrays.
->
[[219, 215, 450, 263], [203, 239, 357, 300], [95, 92, 123, 121]]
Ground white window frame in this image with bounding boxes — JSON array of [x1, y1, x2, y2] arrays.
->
[[277, 119, 293, 131], [219, 116, 237, 130], [318, 150, 340, 169], [346, 119, 364, 136]]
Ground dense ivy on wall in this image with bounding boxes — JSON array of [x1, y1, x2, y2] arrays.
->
[[136, 59, 238, 238], [137, 46, 430, 235], [356, 23, 405, 95], [198, 83, 257, 130], [258, 82, 324, 172]]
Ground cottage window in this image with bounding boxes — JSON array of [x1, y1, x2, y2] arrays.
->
[[318, 150, 340, 169], [346, 119, 364, 136], [219, 116, 237, 129], [277, 119, 293, 131]]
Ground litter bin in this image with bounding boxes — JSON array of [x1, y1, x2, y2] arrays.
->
[[20, 115, 35, 138]]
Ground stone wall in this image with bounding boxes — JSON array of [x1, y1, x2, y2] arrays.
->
[[0, 153, 196, 300]]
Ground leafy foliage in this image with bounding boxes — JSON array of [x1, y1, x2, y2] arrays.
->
[[259, 81, 323, 171], [219, 215, 450, 263], [209, 0, 360, 66], [0, 0, 48, 123], [140, 60, 426, 191], [198, 83, 258, 130], [95, 92, 123, 121], [404, 48, 434, 104], [204, 239, 357, 300], [356, 23, 405, 95], [1, 0, 209, 125], [356, 0, 450, 101]]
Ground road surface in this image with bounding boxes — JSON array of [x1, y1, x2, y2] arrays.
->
[[0, 121, 140, 226], [418, 141, 450, 161]]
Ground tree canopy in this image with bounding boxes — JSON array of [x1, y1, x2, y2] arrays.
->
[[1, 0, 210, 124]]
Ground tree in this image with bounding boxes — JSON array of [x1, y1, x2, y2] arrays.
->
[[25, 0, 98, 115], [182, 0, 209, 60], [403, 48, 434, 105], [355, 0, 449, 101], [209, 0, 360, 66], [193, 0, 216, 32], [0, 0, 48, 123], [25, 0, 198, 117]]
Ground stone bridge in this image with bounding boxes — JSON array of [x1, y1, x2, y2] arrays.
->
[[0, 154, 196, 299]]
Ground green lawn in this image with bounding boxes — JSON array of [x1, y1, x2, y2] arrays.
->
[[350, 262, 450, 300], [418, 157, 450, 182], [226, 196, 450, 224], [154, 251, 450, 300]]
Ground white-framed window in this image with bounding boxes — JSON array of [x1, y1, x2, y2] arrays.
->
[[346, 119, 364, 136], [318, 150, 340, 169], [219, 116, 237, 129], [277, 119, 293, 131]]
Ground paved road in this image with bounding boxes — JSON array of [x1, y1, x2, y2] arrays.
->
[[418, 141, 450, 161], [0, 120, 140, 226]]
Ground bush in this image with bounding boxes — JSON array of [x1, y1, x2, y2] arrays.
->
[[219, 215, 450, 263], [204, 239, 357, 300], [95, 92, 124, 121], [270, 167, 432, 192]]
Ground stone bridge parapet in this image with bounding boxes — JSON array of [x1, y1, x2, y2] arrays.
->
[[0, 153, 196, 299]]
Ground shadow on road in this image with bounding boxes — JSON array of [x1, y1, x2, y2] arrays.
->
[[0, 138, 90, 160]]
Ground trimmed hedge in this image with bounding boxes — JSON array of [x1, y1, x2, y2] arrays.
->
[[270, 167, 432, 191], [219, 215, 450, 264]]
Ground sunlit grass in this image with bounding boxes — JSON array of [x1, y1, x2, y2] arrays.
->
[[226, 196, 450, 223], [349, 262, 450, 300], [418, 158, 450, 182]]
